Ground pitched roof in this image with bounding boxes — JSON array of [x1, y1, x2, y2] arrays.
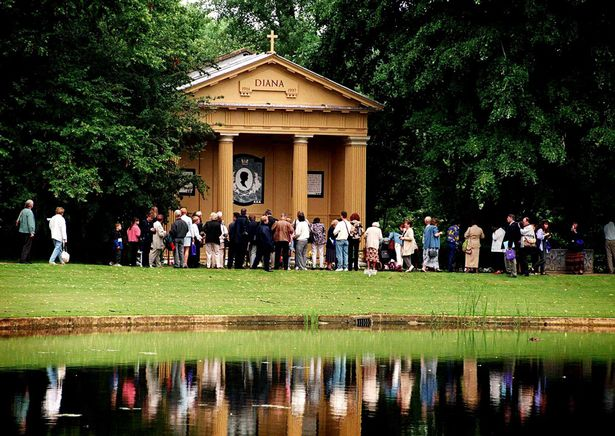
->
[[181, 51, 384, 111]]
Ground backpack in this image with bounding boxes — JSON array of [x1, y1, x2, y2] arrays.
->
[[163, 234, 174, 251]]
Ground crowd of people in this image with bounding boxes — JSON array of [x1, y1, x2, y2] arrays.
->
[[14, 199, 615, 275]]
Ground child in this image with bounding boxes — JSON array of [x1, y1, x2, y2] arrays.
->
[[110, 223, 123, 266]]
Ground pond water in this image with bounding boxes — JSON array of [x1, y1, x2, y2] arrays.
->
[[1, 328, 614, 435]]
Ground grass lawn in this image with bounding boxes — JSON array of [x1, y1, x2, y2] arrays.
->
[[0, 263, 614, 318]]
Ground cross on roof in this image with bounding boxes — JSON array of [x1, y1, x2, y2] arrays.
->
[[267, 30, 278, 54]]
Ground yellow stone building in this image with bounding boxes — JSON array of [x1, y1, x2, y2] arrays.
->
[[179, 44, 382, 224]]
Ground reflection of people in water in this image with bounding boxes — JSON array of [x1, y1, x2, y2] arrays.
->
[[43, 365, 66, 424], [13, 387, 30, 434]]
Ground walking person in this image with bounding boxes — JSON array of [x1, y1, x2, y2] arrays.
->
[[401, 220, 418, 272], [605, 220, 615, 274], [272, 213, 293, 270], [251, 215, 274, 272], [170, 210, 189, 268], [326, 219, 338, 270], [446, 222, 460, 272], [348, 213, 363, 271], [364, 222, 383, 276], [422, 216, 442, 272], [491, 225, 506, 274], [310, 217, 326, 270], [565, 221, 585, 274], [149, 214, 166, 267], [16, 199, 35, 264], [127, 217, 141, 266], [333, 211, 351, 271], [502, 214, 521, 278], [293, 211, 310, 270], [463, 220, 485, 273], [204, 212, 222, 268], [48, 207, 67, 265]]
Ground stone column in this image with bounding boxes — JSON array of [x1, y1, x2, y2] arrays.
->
[[292, 135, 311, 216], [217, 134, 238, 223], [344, 136, 369, 224]]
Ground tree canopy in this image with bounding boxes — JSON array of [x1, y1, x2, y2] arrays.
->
[[1, 0, 614, 261], [0, 0, 218, 260]]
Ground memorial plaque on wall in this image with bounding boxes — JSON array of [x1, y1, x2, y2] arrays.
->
[[233, 154, 264, 206], [308, 171, 324, 198], [179, 169, 196, 196]]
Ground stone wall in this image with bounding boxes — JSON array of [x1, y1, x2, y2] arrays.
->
[[545, 249, 594, 273]]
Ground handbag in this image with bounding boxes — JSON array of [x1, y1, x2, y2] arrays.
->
[[191, 242, 197, 256], [505, 248, 516, 261], [428, 248, 438, 259], [524, 237, 537, 247], [461, 239, 469, 252], [61, 245, 70, 263]]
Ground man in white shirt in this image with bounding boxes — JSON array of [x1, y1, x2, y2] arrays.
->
[[333, 211, 350, 271], [605, 220, 615, 274]]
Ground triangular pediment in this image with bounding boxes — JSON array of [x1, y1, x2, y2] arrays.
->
[[182, 52, 383, 112]]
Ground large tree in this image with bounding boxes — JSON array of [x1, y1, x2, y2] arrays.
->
[[0, 0, 224, 261], [312, 0, 615, 241]]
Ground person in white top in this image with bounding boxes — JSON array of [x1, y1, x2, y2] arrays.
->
[[188, 215, 203, 268], [605, 220, 615, 274], [401, 220, 418, 272], [293, 211, 311, 270], [333, 211, 350, 271], [490, 225, 506, 274], [363, 222, 383, 276], [180, 208, 192, 268], [48, 207, 67, 265]]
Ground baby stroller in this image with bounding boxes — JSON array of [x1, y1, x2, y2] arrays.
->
[[377, 238, 400, 271]]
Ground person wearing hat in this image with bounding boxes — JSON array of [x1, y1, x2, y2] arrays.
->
[[363, 222, 383, 276]]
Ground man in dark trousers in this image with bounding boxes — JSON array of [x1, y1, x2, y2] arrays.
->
[[170, 210, 189, 268], [251, 215, 274, 271], [227, 212, 238, 269], [231, 208, 249, 268], [140, 212, 154, 267], [502, 214, 521, 278], [17, 199, 35, 263]]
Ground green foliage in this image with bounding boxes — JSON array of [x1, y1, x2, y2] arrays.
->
[[0, 0, 217, 260], [311, 0, 615, 238], [206, 0, 325, 64]]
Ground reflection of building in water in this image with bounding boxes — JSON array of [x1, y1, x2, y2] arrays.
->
[[397, 358, 414, 415], [7, 353, 615, 435], [462, 358, 479, 410], [43, 365, 65, 424]]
